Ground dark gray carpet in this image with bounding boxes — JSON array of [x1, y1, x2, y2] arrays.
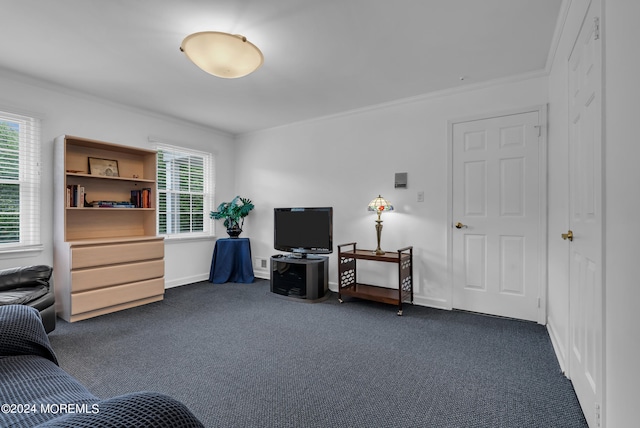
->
[[49, 280, 587, 427]]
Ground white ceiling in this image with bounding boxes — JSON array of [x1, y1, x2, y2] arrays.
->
[[1, 0, 563, 136]]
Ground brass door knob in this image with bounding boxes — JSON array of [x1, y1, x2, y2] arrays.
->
[[455, 222, 467, 229], [562, 230, 574, 241]]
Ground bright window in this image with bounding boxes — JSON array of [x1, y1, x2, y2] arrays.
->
[[0, 110, 41, 252], [155, 143, 214, 238]]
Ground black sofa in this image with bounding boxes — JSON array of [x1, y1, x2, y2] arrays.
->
[[0, 265, 56, 333], [0, 305, 204, 427]]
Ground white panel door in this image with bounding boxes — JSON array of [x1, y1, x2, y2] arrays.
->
[[567, 3, 603, 426], [452, 110, 542, 322]]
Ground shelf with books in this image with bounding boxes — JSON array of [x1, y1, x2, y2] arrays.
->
[[65, 179, 154, 209], [65, 207, 155, 210]]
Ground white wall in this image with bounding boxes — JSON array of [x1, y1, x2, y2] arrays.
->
[[603, 1, 640, 426], [0, 71, 236, 287], [235, 76, 548, 308]]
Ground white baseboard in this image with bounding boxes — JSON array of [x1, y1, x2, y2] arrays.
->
[[254, 269, 270, 280], [165, 273, 209, 289], [413, 296, 450, 310], [546, 319, 568, 375]]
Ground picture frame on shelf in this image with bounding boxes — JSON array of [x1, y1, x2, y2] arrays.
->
[[88, 157, 119, 177]]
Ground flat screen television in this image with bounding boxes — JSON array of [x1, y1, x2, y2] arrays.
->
[[274, 207, 333, 256]]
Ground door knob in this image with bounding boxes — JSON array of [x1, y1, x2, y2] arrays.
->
[[561, 230, 573, 241], [455, 222, 467, 229]]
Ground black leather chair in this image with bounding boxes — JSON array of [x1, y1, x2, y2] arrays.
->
[[0, 265, 55, 333]]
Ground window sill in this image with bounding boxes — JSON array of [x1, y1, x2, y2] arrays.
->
[[162, 235, 216, 244], [0, 245, 44, 258]]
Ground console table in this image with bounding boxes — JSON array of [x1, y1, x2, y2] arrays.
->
[[209, 238, 255, 284], [337, 242, 413, 315]]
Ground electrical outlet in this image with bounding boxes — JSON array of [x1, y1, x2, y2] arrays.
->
[[417, 191, 425, 202], [255, 258, 268, 269]]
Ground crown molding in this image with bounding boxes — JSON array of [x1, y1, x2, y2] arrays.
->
[[0, 66, 233, 139], [240, 69, 550, 138]]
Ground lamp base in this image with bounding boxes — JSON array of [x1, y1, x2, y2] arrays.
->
[[374, 218, 385, 255]]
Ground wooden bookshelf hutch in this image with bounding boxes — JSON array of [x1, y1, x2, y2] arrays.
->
[[53, 135, 164, 322]]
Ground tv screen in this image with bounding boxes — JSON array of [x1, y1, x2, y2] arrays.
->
[[274, 207, 333, 255]]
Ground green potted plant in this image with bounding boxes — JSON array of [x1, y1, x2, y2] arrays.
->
[[210, 196, 255, 238]]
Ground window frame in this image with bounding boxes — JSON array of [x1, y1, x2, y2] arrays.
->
[[0, 109, 42, 254], [154, 142, 215, 240]]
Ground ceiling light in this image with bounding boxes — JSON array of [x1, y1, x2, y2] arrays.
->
[[180, 31, 263, 79]]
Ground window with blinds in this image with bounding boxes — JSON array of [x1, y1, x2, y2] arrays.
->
[[156, 143, 214, 238], [0, 110, 41, 252]]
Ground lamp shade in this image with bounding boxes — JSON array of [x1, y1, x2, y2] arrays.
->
[[368, 195, 394, 213], [180, 31, 263, 78]]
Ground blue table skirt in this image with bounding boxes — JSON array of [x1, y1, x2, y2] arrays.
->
[[209, 238, 255, 284]]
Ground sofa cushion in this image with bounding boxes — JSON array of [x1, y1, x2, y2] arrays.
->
[[0, 355, 100, 427], [0, 305, 205, 427], [0, 283, 49, 306], [0, 305, 57, 364], [0, 265, 52, 292], [20, 289, 56, 313]]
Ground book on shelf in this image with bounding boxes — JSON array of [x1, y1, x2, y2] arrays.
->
[[66, 185, 84, 207], [130, 188, 152, 208], [91, 201, 136, 208]]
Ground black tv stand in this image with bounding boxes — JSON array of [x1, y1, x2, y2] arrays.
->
[[288, 253, 322, 259], [270, 255, 328, 301]]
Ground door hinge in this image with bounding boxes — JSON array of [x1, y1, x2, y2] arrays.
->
[[534, 125, 542, 137], [594, 17, 600, 40], [537, 297, 541, 308]]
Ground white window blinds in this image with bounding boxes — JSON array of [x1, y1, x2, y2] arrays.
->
[[154, 142, 214, 238], [0, 110, 41, 252]]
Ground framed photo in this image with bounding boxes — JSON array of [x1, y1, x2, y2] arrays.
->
[[88, 157, 120, 177]]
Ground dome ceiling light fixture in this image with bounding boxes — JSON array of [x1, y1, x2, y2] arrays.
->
[[180, 31, 263, 79]]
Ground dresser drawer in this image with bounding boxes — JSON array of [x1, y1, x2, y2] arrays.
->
[[71, 239, 164, 269], [71, 277, 164, 316], [71, 259, 164, 292]]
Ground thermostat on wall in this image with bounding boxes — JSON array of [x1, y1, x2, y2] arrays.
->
[[395, 172, 408, 188]]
